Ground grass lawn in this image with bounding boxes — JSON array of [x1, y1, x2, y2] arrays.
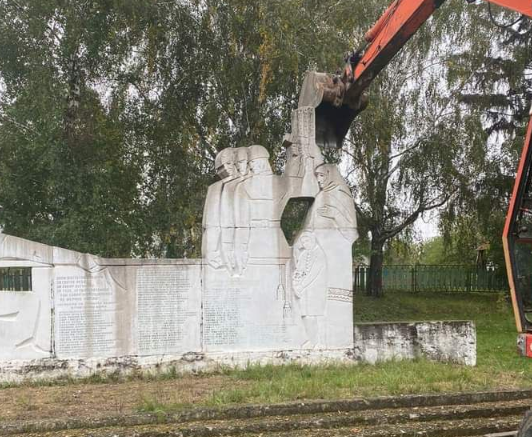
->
[[195, 291, 532, 408]]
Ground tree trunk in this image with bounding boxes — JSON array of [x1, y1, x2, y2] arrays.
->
[[366, 238, 385, 297]]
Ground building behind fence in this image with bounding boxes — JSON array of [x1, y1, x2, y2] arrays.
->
[[353, 264, 508, 293]]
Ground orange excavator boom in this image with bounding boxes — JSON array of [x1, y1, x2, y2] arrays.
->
[[348, 0, 531, 107], [325, 0, 532, 344], [302, 0, 532, 344], [306, 0, 531, 149], [351, 0, 532, 339]]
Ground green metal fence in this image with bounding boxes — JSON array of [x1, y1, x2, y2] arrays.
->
[[0, 267, 32, 292], [353, 264, 508, 293]]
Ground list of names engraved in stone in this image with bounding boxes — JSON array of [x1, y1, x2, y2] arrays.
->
[[55, 274, 117, 358], [203, 288, 243, 347], [253, 323, 293, 346], [137, 266, 191, 354]]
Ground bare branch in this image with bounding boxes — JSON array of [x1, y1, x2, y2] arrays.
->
[[354, 203, 371, 228], [0, 114, 36, 136], [388, 139, 424, 161], [381, 191, 454, 241]]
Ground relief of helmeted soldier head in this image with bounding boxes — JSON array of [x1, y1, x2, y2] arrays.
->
[[236, 147, 249, 177], [214, 148, 237, 179], [248, 145, 272, 175], [314, 163, 330, 190]]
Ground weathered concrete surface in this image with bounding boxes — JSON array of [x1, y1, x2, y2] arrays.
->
[[202, 134, 357, 353], [354, 321, 476, 366], [0, 320, 476, 382], [0, 103, 359, 365], [0, 231, 206, 363], [0, 349, 354, 383]]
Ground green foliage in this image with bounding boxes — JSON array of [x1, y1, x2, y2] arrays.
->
[[0, 0, 528, 264], [436, 3, 531, 267], [419, 234, 487, 265], [347, 1, 530, 294], [0, 0, 377, 257], [419, 237, 449, 265], [347, 1, 488, 295], [0, 0, 149, 256], [384, 236, 421, 265]]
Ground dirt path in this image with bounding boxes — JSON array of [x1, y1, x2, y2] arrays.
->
[[0, 376, 246, 422]]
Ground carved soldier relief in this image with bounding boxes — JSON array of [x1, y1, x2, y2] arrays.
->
[[202, 101, 359, 350], [0, 81, 359, 364], [291, 231, 327, 348]]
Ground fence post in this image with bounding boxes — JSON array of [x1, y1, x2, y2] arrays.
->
[[466, 267, 472, 292]]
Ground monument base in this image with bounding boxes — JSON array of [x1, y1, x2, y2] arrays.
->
[[354, 321, 476, 366], [0, 320, 476, 383], [0, 349, 355, 383]]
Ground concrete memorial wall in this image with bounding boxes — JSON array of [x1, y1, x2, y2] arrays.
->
[[0, 234, 204, 363], [202, 107, 357, 353], [0, 99, 359, 367], [0, 76, 476, 379]]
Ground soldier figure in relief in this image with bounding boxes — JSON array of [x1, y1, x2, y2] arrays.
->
[[219, 147, 250, 275], [232, 147, 252, 276], [202, 148, 237, 269], [292, 230, 327, 348], [304, 163, 358, 295], [235, 145, 290, 263]]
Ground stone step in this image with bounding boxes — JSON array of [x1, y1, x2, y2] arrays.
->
[[8, 389, 532, 436], [152, 402, 530, 437], [5, 398, 531, 437], [235, 416, 523, 437], [484, 432, 518, 437], [6, 415, 524, 437]]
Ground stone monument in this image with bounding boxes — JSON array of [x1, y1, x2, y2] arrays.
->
[[0, 92, 359, 371], [201, 103, 358, 352], [0, 72, 476, 381]]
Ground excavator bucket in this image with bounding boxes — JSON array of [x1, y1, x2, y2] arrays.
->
[[297, 71, 368, 149]]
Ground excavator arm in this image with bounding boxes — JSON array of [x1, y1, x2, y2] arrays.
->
[[351, 0, 532, 340], [350, 0, 531, 107], [302, 0, 532, 343], [306, 0, 531, 149]]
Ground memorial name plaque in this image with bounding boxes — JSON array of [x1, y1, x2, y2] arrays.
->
[[202, 277, 298, 351], [137, 265, 200, 355], [203, 287, 245, 348], [55, 273, 118, 358]]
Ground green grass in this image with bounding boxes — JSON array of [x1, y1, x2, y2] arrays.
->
[[137, 394, 189, 419], [355, 290, 530, 374], [200, 291, 532, 406], [205, 360, 486, 406]]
